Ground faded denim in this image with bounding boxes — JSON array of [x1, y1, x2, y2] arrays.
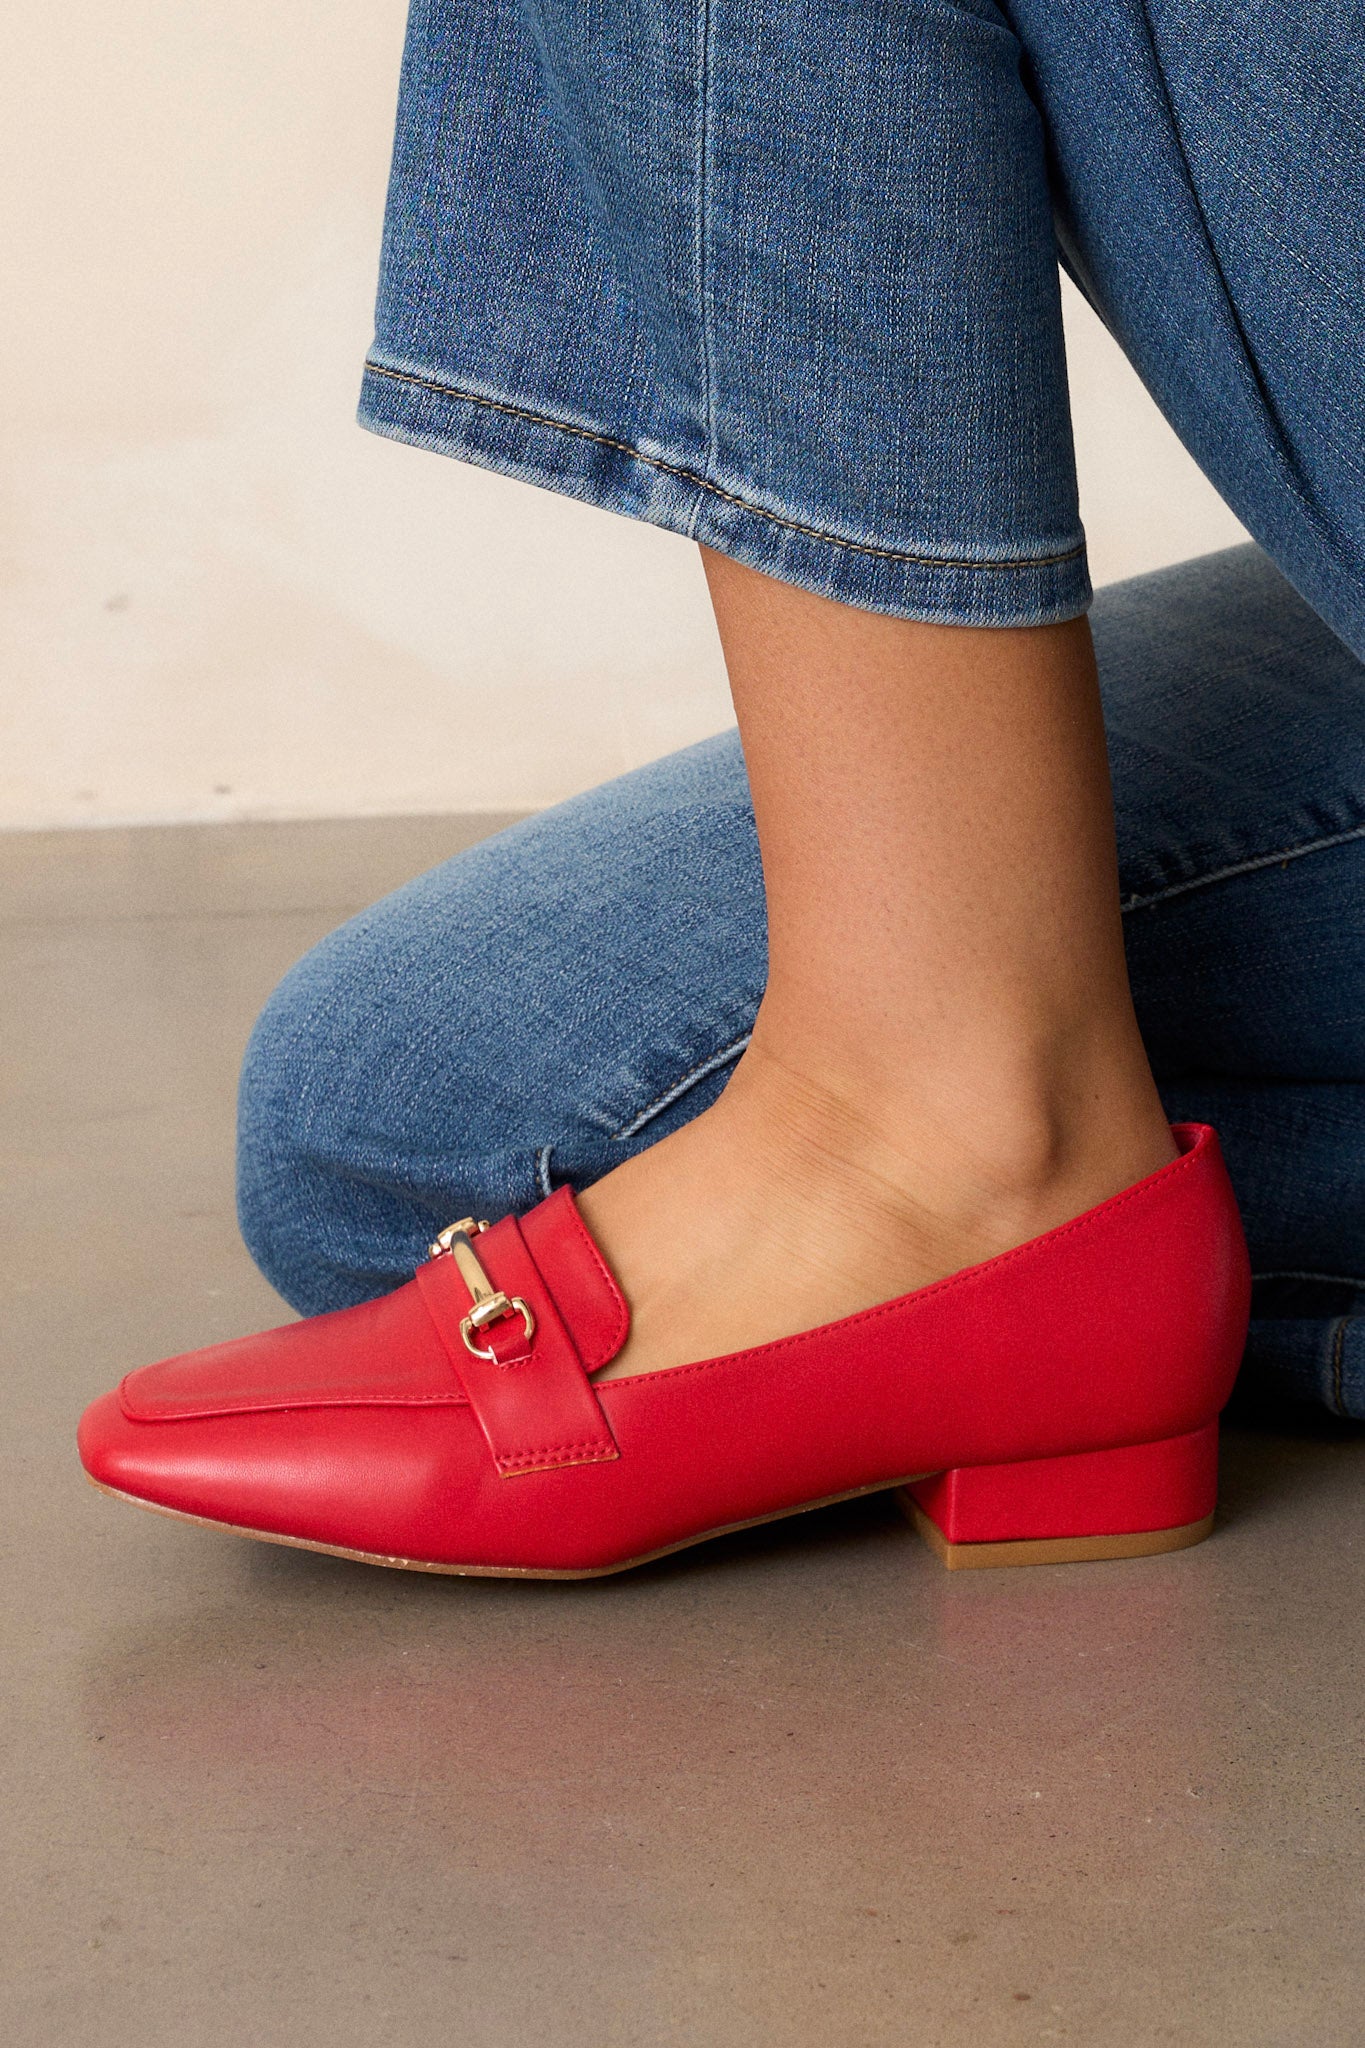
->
[[358, 0, 1365, 643], [238, 548, 1365, 1421]]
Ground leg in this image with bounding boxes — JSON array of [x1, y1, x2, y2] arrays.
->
[[253, 0, 1108, 1334], [581, 553, 1173, 1375], [238, 546, 1365, 1410], [351, 0, 1208, 1374], [348, 0, 1364, 1384]]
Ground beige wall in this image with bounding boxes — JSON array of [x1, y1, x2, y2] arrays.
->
[[1, 4, 1249, 831]]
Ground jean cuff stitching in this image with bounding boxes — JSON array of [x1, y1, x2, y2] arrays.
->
[[362, 361, 1087, 574]]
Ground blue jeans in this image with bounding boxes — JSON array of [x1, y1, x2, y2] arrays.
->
[[238, 547, 1365, 1419], [359, 0, 1365, 648]]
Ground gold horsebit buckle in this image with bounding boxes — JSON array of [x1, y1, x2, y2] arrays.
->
[[427, 1218, 536, 1363]]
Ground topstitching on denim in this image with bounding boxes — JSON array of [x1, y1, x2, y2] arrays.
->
[[1119, 820, 1365, 915], [611, 1031, 753, 1141], [535, 1143, 556, 1202], [688, 0, 717, 524], [362, 361, 1087, 572]]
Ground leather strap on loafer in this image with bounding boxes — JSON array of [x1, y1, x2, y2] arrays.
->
[[415, 1211, 620, 1476]]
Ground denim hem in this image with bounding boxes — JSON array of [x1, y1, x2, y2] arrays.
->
[[1240, 1315, 1365, 1422], [358, 361, 1093, 627]]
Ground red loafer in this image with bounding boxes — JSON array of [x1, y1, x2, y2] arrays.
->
[[77, 1123, 1249, 1576]]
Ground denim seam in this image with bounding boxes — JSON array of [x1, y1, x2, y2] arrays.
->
[[535, 1145, 556, 1202], [362, 361, 1087, 572], [611, 1031, 754, 1141], [691, 0, 717, 508], [1120, 820, 1365, 913], [1330, 1314, 1349, 1416]]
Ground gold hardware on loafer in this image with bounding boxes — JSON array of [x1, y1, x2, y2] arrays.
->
[[428, 1220, 536, 1361], [428, 1217, 490, 1256]]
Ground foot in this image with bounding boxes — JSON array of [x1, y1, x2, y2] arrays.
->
[[578, 1037, 1178, 1381]]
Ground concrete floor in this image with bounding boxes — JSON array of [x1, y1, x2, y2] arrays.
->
[[4, 815, 1365, 2048]]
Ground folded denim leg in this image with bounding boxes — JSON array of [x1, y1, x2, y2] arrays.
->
[[359, 0, 1088, 623]]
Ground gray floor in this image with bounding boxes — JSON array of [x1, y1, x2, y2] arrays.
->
[[4, 815, 1365, 2048]]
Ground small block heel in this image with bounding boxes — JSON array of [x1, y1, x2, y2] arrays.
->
[[899, 1420, 1220, 1571]]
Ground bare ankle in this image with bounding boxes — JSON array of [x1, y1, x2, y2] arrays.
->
[[726, 1020, 1175, 1235]]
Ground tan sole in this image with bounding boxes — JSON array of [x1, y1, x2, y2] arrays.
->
[[87, 1472, 935, 1580], [901, 1497, 1216, 1571]]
